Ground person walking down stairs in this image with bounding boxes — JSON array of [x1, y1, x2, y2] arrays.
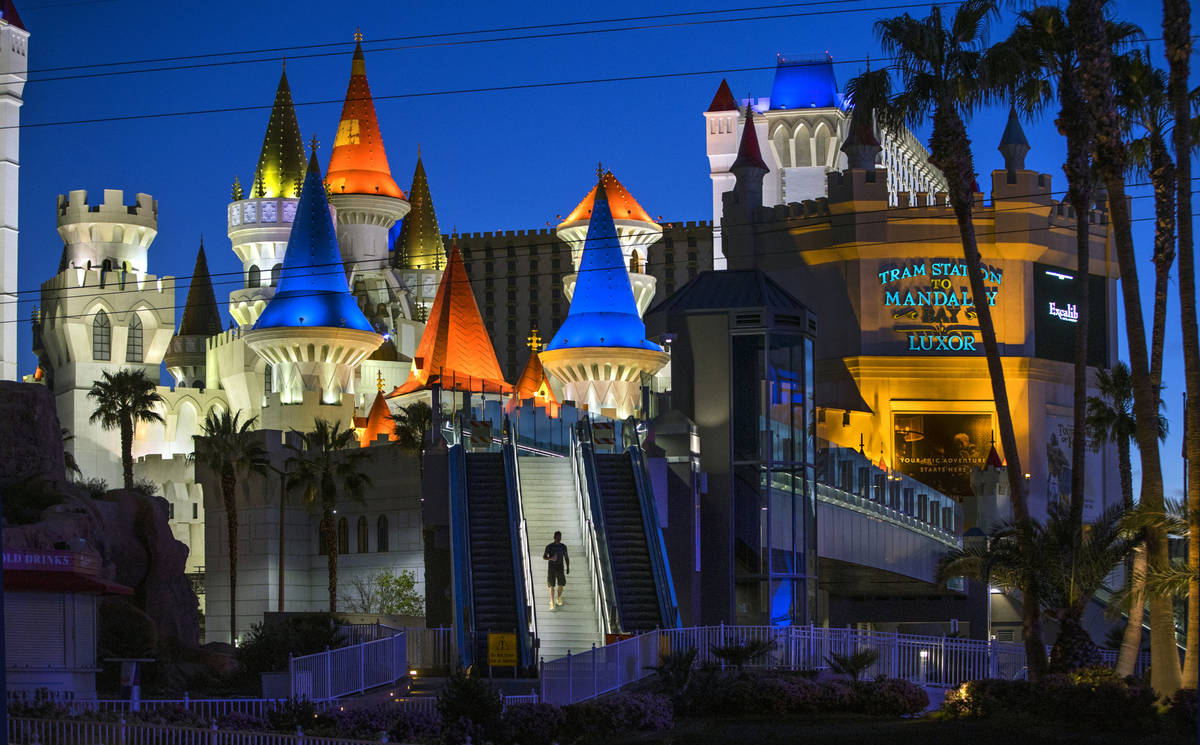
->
[[544, 531, 569, 611]]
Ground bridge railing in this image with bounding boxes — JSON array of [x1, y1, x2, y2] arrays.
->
[[289, 630, 407, 700]]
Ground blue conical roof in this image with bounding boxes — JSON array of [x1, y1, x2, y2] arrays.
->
[[255, 148, 373, 332], [546, 175, 661, 352]]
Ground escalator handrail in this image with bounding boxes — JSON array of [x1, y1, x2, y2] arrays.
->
[[628, 444, 683, 629], [502, 417, 537, 670], [447, 443, 475, 668], [576, 418, 624, 635]]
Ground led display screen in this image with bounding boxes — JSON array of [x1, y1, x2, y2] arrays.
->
[[893, 413, 992, 497], [1032, 263, 1107, 367]]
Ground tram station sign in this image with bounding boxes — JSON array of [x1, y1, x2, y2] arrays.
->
[[878, 259, 1004, 353]]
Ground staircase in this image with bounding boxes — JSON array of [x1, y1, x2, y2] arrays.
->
[[594, 453, 662, 631], [464, 453, 520, 640], [517, 456, 603, 662]]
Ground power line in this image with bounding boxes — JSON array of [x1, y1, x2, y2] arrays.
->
[[15, 175, 1186, 307], [21, 191, 1195, 327]]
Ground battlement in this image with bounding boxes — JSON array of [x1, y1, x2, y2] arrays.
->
[[57, 189, 157, 227], [46, 265, 171, 293], [206, 326, 243, 351]]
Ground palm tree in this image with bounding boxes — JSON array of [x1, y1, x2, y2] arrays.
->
[[1162, 0, 1196, 690], [847, 0, 1047, 677], [1067, 0, 1181, 697], [393, 400, 433, 479], [941, 503, 1134, 672], [993, 8, 1139, 534], [194, 410, 268, 643], [87, 369, 164, 490], [61, 428, 82, 479], [285, 419, 373, 612]]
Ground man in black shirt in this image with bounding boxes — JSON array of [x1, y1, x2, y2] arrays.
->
[[543, 530, 569, 610]]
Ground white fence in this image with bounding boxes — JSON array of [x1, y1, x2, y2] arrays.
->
[[46, 699, 339, 720], [289, 631, 407, 700], [538, 624, 1148, 706], [7, 717, 383, 745]]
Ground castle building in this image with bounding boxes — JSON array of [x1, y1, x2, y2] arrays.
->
[[704, 56, 949, 267], [0, 2, 26, 381]]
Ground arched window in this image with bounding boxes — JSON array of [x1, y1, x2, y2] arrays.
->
[[337, 517, 349, 554], [377, 515, 389, 552], [126, 314, 143, 363], [264, 364, 273, 394], [271, 263, 282, 286], [795, 124, 813, 167], [772, 126, 792, 168], [92, 310, 111, 361], [629, 250, 641, 274], [247, 265, 261, 288], [814, 124, 831, 169], [356, 516, 369, 553]]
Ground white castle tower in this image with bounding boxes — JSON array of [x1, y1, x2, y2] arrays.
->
[[0, 5, 25, 380], [34, 190, 174, 485], [704, 56, 948, 266], [556, 169, 661, 316], [227, 66, 306, 328]]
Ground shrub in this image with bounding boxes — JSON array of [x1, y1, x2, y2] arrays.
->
[[564, 692, 673, 737], [651, 647, 697, 697], [855, 678, 929, 716], [387, 707, 440, 743], [709, 638, 777, 669], [502, 702, 565, 745], [75, 477, 109, 500], [344, 569, 424, 616], [131, 478, 160, 497], [128, 705, 206, 728], [437, 667, 504, 745], [265, 698, 324, 733], [825, 649, 881, 681], [237, 614, 343, 680], [7, 689, 75, 719], [1167, 688, 1197, 732], [216, 712, 268, 732], [778, 675, 824, 714], [940, 675, 1156, 731]]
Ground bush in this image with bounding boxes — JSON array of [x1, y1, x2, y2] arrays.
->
[[75, 477, 109, 500], [98, 598, 158, 659], [563, 692, 673, 738], [826, 649, 880, 681], [709, 638, 777, 669], [2, 477, 67, 524], [651, 647, 698, 697], [854, 678, 929, 716], [265, 698, 324, 733], [502, 702, 565, 745], [344, 569, 424, 616], [1167, 688, 1197, 732], [128, 705, 206, 728], [437, 667, 504, 745], [940, 675, 1156, 731], [387, 707, 441, 743], [237, 614, 343, 680], [216, 712, 268, 732]]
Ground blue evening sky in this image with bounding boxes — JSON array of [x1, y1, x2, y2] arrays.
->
[[13, 0, 1196, 497]]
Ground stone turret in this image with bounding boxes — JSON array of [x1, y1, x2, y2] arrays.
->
[[56, 189, 158, 273], [998, 106, 1030, 173], [723, 104, 769, 222]]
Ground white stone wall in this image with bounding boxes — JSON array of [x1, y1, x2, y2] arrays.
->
[[0, 20, 26, 381]]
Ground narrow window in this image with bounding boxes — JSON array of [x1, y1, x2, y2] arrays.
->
[[377, 515, 389, 552], [92, 310, 111, 361], [192, 503, 198, 520], [248, 265, 261, 288], [271, 263, 282, 286], [126, 314, 143, 363], [357, 516, 369, 554]]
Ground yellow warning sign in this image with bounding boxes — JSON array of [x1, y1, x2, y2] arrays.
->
[[487, 632, 518, 667]]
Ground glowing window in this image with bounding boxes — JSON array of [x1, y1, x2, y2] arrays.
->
[[126, 314, 143, 363], [92, 311, 111, 361]]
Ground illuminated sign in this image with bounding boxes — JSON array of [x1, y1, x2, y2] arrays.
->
[[1033, 263, 1108, 366], [879, 260, 1004, 353]]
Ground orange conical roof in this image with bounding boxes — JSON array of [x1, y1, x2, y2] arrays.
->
[[391, 245, 512, 395], [325, 36, 405, 199], [360, 391, 395, 447], [559, 170, 656, 227], [515, 350, 558, 406]]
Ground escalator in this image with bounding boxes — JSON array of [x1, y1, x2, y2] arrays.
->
[[448, 445, 533, 670], [591, 449, 681, 631]]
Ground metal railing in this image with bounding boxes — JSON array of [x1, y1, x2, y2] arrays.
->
[[447, 444, 474, 669], [627, 445, 682, 629], [502, 417, 537, 670], [288, 631, 407, 700], [8, 717, 383, 745], [571, 420, 618, 638]]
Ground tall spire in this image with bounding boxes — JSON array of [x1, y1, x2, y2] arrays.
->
[[177, 240, 222, 336], [394, 153, 445, 270], [546, 172, 660, 352], [325, 34, 405, 199], [391, 244, 511, 395], [252, 66, 307, 199], [998, 106, 1031, 171], [254, 147, 373, 331], [731, 104, 769, 173]]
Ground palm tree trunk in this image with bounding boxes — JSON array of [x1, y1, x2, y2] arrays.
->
[[928, 100, 1046, 679], [223, 467, 239, 644], [120, 415, 134, 490], [1117, 545, 1149, 676], [1147, 133, 1176, 390], [1163, 0, 1196, 688], [1070, 0, 1181, 697], [322, 505, 338, 612]]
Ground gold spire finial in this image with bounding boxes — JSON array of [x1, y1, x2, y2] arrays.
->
[[354, 28, 363, 42], [526, 328, 543, 352], [596, 161, 604, 182], [309, 134, 319, 156], [376, 370, 385, 393]]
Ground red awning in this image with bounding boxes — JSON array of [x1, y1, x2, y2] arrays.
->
[[3, 570, 133, 596]]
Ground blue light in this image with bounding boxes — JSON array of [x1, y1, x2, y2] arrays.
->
[[769, 56, 844, 111], [546, 176, 661, 352], [255, 150, 374, 332]]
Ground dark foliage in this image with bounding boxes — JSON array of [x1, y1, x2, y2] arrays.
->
[[502, 702, 566, 745], [940, 674, 1157, 730], [436, 667, 505, 745], [236, 614, 343, 680], [2, 477, 67, 524]]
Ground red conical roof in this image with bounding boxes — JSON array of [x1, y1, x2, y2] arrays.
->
[[731, 105, 769, 172], [985, 445, 1004, 469], [559, 170, 656, 227], [360, 391, 395, 447], [707, 79, 738, 112], [391, 245, 512, 395], [325, 38, 405, 199]]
